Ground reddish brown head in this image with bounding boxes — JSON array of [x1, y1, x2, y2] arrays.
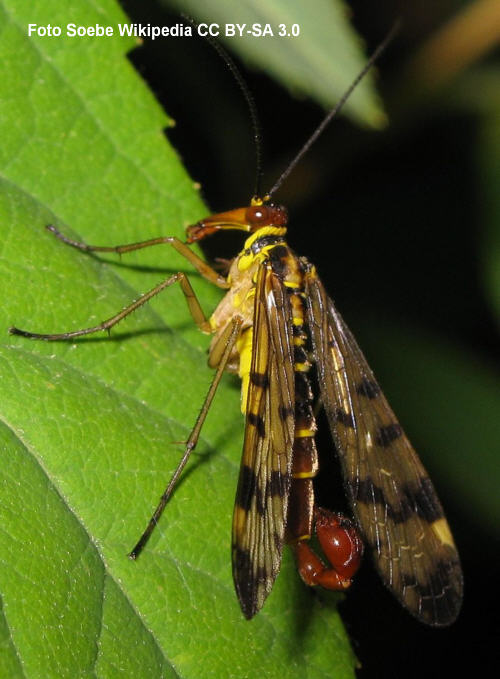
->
[[186, 198, 288, 243]]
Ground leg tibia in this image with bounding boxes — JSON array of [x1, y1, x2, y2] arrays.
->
[[9, 271, 211, 340], [47, 225, 228, 288]]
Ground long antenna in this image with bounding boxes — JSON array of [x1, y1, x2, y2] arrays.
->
[[183, 15, 264, 196], [267, 22, 400, 198]]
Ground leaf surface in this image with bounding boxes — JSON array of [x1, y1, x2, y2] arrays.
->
[[0, 1, 360, 677]]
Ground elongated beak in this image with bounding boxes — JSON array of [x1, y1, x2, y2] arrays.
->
[[186, 208, 251, 243]]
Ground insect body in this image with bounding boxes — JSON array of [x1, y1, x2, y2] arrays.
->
[[186, 198, 463, 625], [10, 196, 463, 626], [9, 26, 462, 627], [194, 202, 365, 618]]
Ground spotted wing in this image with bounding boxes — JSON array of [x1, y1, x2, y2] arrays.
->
[[232, 260, 295, 619], [305, 270, 463, 626]]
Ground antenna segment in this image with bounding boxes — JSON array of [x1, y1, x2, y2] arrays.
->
[[267, 22, 400, 198], [184, 15, 264, 196]]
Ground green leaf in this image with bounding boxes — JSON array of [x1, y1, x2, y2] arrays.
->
[[0, 1, 357, 676], [167, 0, 385, 126]]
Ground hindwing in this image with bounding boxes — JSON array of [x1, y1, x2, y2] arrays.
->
[[304, 269, 463, 626]]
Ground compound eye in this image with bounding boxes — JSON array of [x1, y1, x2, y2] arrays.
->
[[246, 205, 269, 225]]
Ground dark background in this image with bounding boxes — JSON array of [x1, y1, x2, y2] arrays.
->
[[121, 1, 499, 676]]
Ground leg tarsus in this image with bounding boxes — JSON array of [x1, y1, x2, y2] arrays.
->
[[9, 271, 211, 340], [128, 315, 243, 560], [46, 225, 228, 288], [46, 224, 93, 251]]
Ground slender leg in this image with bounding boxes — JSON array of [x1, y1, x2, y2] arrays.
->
[[46, 224, 229, 289], [129, 315, 243, 559], [9, 271, 212, 339]]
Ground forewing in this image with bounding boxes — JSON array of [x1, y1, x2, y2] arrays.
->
[[305, 271, 463, 626], [232, 261, 295, 619]]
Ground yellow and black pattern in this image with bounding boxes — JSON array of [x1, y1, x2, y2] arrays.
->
[[232, 252, 296, 619], [10, 194, 463, 625], [304, 266, 463, 626], [229, 228, 462, 624], [13, 35, 459, 626]]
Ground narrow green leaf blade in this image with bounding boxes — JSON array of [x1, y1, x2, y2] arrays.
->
[[168, 0, 385, 126]]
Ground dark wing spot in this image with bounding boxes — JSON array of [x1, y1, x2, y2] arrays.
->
[[375, 423, 403, 447], [233, 547, 258, 619], [255, 491, 266, 516], [248, 412, 266, 438], [353, 477, 386, 507], [415, 558, 463, 626], [410, 477, 444, 524], [269, 470, 289, 498], [353, 477, 412, 524], [401, 571, 419, 590], [356, 377, 381, 399], [236, 466, 266, 516], [236, 465, 257, 512], [278, 405, 294, 421], [234, 546, 252, 575], [250, 371, 269, 388], [336, 408, 355, 428]]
